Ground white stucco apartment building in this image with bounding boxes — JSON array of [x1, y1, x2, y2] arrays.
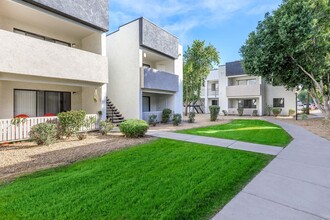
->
[[0, 0, 109, 119], [106, 18, 183, 121], [200, 61, 296, 116]]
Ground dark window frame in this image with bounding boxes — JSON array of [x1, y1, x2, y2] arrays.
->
[[13, 28, 72, 47], [238, 99, 257, 109], [273, 98, 285, 108], [142, 96, 151, 112], [14, 89, 71, 117]]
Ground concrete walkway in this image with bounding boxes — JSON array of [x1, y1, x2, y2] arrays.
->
[[147, 130, 283, 156], [213, 119, 330, 220]]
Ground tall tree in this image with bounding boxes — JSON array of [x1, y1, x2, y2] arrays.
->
[[240, 0, 330, 120], [183, 40, 220, 115]]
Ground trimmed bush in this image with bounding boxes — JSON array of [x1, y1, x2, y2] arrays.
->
[[266, 105, 273, 116], [120, 119, 149, 138], [29, 123, 57, 145], [148, 114, 157, 126], [58, 110, 86, 137], [173, 114, 182, 126], [161, 108, 172, 123], [272, 108, 282, 117], [188, 112, 196, 123], [237, 107, 244, 116], [99, 120, 114, 135], [222, 110, 228, 116], [289, 109, 296, 116], [209, 105, 220, 121], [302, 113, 308, 120], [252, 110, 258, 116]]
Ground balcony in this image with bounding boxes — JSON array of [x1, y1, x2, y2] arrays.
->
[[0, 29, 108, 84], [141, 67, 178, 92], [226, 85, 261, 97], [208, 89, 218, 97]]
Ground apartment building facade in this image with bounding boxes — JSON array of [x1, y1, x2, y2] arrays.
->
[[0, 0, 109, 119], [200, 61, 295, 116], [107, 18, 183, 121]]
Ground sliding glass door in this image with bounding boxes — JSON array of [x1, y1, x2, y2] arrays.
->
[[14, 89, 71, 117]]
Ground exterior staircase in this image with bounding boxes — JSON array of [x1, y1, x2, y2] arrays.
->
[[106, 98, 125, 125]]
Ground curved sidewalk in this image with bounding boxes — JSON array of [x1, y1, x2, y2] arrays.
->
[[213, 119, 330, 220], [147, 130, 283, 156]]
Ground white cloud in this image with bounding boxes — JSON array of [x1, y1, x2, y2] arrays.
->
[[246, 3, 280, 15], [109, 0, 279, 42]]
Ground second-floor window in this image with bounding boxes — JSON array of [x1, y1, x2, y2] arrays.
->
[[211, 83, 218, 91], [14, 28, 71, 47], [237, 79, 257, 86]]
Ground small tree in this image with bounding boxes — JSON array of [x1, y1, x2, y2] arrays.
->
[[183, 40, 220, 115]]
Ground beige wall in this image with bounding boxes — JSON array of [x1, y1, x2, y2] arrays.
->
[[81, 86, 103, 116], [0, 80, 82, 119], [0, 29, 108, 83], [107, 21, 141, 119]]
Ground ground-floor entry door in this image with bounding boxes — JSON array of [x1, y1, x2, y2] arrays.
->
[[142, 96, 150, 112]]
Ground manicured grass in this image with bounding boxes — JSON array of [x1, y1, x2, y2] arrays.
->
[[0, 139, 273, 219], [178, 119, 292, 147]]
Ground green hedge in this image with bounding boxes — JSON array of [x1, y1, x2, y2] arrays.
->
[[161, 108, 172, 123], [120, 119, 149, 138]]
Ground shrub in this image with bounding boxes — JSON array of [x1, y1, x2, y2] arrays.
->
[[237, 107, 244, 116], [222, 110, 228, 116], [58, 110, 86, 137], [272, 108, 282, 117], [252, 110, 258, 116], [148, 114, 157, 126], [266, 105, 273, 116], [289, 109, 296, 116], [99, 120, 114, 135], [161, 108, 172, 123], [173, 114, 182, 126], [120, 119, 149, 138], [29, 123, 57, 145], [209, 105, 220, 121], [302, 113, 308, 120], [302, 107, 307, 114], [77, 133, 87, 140], [188, 112, 196, 123]]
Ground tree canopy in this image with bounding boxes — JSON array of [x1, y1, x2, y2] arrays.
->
[[183, 40, 220, 115], [240, 0, 330, 119]]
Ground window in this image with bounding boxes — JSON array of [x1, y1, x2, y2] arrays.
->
[[238, 99, 257, 108], [14, 28, 71, 47], [211, 100, 218, 106], [211, 83, 218, 91], [14, 89, 71, 117], [237, 78, 257, 85], [273, 98, 284, 107]]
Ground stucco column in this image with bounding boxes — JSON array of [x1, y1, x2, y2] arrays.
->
[[259, 96, 263, 116], [204, 80, 208, 113], [101, 84, 107, 120]]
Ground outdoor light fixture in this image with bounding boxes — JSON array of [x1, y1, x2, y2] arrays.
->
[[143, 52, 146, 58]]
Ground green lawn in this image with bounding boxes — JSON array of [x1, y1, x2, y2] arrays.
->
[[178, 119, 292, 147], [0, 139, 273, 219]]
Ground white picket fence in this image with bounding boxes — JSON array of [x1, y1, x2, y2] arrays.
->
[[0, 114, 98, 143]]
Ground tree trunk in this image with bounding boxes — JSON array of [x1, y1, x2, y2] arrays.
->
[[306, 91, 310, 114], [184, 100, 189, 116]]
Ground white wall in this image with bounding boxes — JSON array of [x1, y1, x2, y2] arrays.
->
[[265, 85, 296, 115], [174, 44, 183, 115], [107, 20, 140, 119]]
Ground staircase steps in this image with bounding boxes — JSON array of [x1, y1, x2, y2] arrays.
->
[[106, 98, 125, 125]]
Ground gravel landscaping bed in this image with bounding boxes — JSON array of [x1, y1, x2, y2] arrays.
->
[[0, 133, 154, 183]]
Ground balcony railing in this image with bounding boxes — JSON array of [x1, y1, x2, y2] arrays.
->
[[208, 89, 218, 97], [141, 67, 178, 92], [226, 85, 261, 97], [0, 29, 108, 83]]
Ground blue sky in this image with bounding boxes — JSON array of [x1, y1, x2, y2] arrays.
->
[[109, 0, 282, 64]]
